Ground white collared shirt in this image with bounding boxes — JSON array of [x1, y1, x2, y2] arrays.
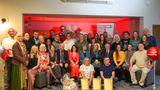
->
[[63, 38, 76, 51]]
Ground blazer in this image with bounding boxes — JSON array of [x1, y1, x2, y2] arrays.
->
[[12, 42, 28, 65], [29, 37, 38, 46], [56, 49, 69, 64], [23, 39, 32, 53], [101, 50, 113, 60], [100, 50, 114, 65]]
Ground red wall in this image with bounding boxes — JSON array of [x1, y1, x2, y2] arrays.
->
[[24, 17, 139, 37], [115, 18, 131, 36], [24, 21, 98, 36]]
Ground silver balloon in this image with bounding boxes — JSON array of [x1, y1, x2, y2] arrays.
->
[[0, 45, 5, 56]]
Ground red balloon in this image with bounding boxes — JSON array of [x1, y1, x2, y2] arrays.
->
[[159, 48, 160, 58], [147, 47, 159, 61], [0, 50, 9, 61]]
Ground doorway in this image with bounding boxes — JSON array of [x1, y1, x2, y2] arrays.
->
[[153, 25, 160, 75]]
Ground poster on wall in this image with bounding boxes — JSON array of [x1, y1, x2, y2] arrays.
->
[[97, 23, 114, 36]]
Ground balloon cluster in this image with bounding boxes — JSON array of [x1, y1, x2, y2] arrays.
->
[[147, 47, 160, 61], [62, 73, 78, 90]]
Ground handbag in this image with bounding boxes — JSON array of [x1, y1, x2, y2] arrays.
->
[[104, 78, 113, 90], [81, 78, 89, 90], [93, 78, 101, 90]]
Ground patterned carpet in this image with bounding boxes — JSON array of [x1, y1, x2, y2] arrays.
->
[[35, 76, 160, 90]]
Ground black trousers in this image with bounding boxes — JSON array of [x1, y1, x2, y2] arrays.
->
[[124, 69, 131, 83], [115, 67, 125, 81], [5, 57, 12, 90], [94, 67, 100, 78]]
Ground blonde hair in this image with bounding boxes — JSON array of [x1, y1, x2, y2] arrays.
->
[[113, 33, 121, 43], [39, 44, 47, 52], [30, 45, 38, 58], [15, 33, 23, 41]]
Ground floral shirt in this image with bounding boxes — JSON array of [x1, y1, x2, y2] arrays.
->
[[79, 64, 94, 79]]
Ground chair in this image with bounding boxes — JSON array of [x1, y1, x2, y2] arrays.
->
[[34, 72, 47, 89]]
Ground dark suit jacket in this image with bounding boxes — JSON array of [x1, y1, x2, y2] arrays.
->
[[100, 50, 114, 65], [29, 37, 37, 46], [23, 40, 32, 54], [56, 49, 69, 64], [12, 42, 28, 65]]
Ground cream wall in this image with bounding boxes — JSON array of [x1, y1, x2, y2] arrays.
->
[[0, 0, 160, 41]]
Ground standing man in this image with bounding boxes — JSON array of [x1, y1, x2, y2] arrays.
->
[[75, 33, 88, 52], [48, 30, 54, 42], [29, 31, 39, 46], [121, 31, 130, 51], [143, 28, 157, 47], [63, 33, 76, 51], [1, 28, 17, 90], [129, 44, 153, 87]]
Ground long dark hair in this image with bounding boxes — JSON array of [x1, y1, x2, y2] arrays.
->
[[71, 45, 78, 52], [115, 44, 121, 59], [141, 35, 148, 43], [132, 31, 139, 40]]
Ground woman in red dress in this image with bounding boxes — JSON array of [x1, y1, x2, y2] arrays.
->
[[68, 45, 80, 81]]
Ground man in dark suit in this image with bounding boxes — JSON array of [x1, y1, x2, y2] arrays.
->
[[101, 43, 114, 66], [56, 43, 69, 75], [29, 31, 39, 46]]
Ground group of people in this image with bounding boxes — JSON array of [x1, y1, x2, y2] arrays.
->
[[1, 27, 157, 90]]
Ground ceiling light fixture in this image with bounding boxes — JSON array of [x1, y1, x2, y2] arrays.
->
[[1, 18, 8, 24], [61, 0, 113, 4]]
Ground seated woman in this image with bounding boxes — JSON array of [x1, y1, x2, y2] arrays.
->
[[27, 45, 39, 90], [48, 44, 61, 82], [113, 44, 125, 81], [27, 44, 51, 90], [79, 44, 91, 65], [79, 57, 95, 86], [124, 44, 135, 83], [90, 43, 101, 77]]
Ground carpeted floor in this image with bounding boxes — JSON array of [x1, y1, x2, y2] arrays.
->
[[35, 76, 160, 90]]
